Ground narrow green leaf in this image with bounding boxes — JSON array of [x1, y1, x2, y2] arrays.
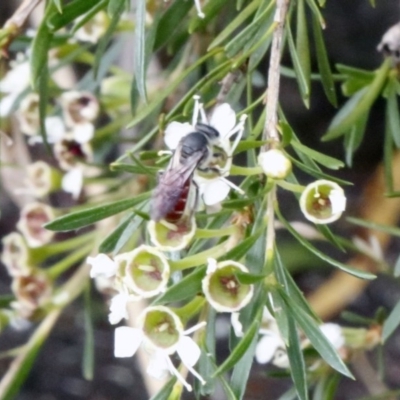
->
[[31, 3, 54, 88], [286, 315, 309, 400], [279, 289, 354, 379], [305, 0, 325, 27], [347, 217, 400, 238], [296, 0, 311, 102], [188, 0, 228, 33], [72, 0, 108, 34], [149, 377, 177, 400], [110, 162, 158, 175], [312, 14, 337, 106], [235, 140, 267, 153], [224, 0, 275, 58], [235, 271, 266, 284], [291, 141, 344, 169], [276, 208, 376, 280], [382, 299, 400, 342], [287, 18, 310, 107], [45, 193, 150, 231], [134, 0, 147, 101], [94, 0, 125, 77], [208, 0, 260, 50], [153, 0, 193, 50], [384, 122, 394, 193], [213, 314, 260, 377], [98, 213, 135, 253], [323, 59, 390, 141], [126, 48, 224, 128], [335, 64, 375, 81], [47, 0, 99, 31], [113, 211, 146, 254], [53, 0, 63, 14], [387, 79, 400, 148], [108, 0, 125, 17], [344, 112, 368, 167], [222, 226, 264, 261], [152, 266, 206, 305], [82, 285, 94, 380], [37, 64, 50, 150]]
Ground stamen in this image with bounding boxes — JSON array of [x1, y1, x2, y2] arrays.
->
[[220, 177, 245, 195], [165, 356, 193, 392], [137, 264, 156, 272], [183, 321, 207, 335], [192, 95, 201, 126], [193, 0, 205, 18]]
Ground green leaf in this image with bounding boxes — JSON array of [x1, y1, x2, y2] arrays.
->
[[279, 289, 354, 379], [188, 0, 228, 33], [291, 141, 344, 169], [213, 313, 261, 377], [47, 0, 99, 31], [208, 0, 260, 50], [53, 0, 63, 14], [94, 0, 126, 77], [153, 266, 206, 305], [82, 284, 94, 380], [112, 211, 146, 254], [296, 0, 311, 103], [323, 59, 391, 141], [149, 377, 177, 400], [134, 0, 147, 101], [153, 0, 193, 50], [235, 271, 266, 284], [387, 78, 400, 148], [344, 112, 368, 167], [222, 226, 264, 261], [108, 0, 125, 17], [382, 299, 400, 342], [98, 213, 135, 253], [276, 208, 376, 280], [224, 0, 275, 58], [110, 162, 158, 175], [347, 217, 400, 238], [31, 4, 54, 89], [287, 18, 310, 107], [37, 64, 50, 150], [312, 14, 337, 106], [286, 315, 309, 400], [305, 0, 325, 27], [126, 48, 224, 128], [45, 193, 150, 231], [235, 140, 267, 153]]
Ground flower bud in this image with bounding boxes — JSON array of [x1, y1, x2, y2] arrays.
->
[[300, 180, 346, 224], [60, 91, 99, 127], [148, 217, 196, 251], [12, 270, 52, 318], [17, 93, 40, 136], [258, 149, 292, 180], [117, 245, 170, 298], [138, 305, 183, 354], [27, 161, 62, 198], [17, 202, 55, 247], [1, 232, 32, 277], [202, 258, 254, 312]]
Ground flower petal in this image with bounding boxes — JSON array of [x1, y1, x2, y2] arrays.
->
[[231, 312, 244, 337], [114, 326, 143, 358], [62, 168, 83, 199], [209, 103, 236, 138], [87, 254, 117, 278], [255, 333, 282, 364], [108, 293, 129, 325], [45, 116, 66, 143], [72, 122, 95, 143], [320, 323, 345, 349], [164, 122, 193, 150], [176, 335, 201, 368], [201, 179, 230, 206], [147, 350, 170, 380]]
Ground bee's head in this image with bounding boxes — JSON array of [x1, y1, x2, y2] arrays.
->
[[195, 123, 220, 143]]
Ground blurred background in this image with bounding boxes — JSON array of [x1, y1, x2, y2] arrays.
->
[[1, 0, 400, 399]]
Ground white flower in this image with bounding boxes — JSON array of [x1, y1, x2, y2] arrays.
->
[[108, 292, 130, 325], [255, 307, 288, 368], [300, 180, 346, 224], [114, 306, 206, 392], [16, 202, 55, 247], [377, 22, 400, 62], [202, 258, 254, 313], [319, 323, 345, 350], [87, 253, 118, 278], [74, 11, 108, 43], [163, 96, 247, 206], [17, 93, 40, 136], [0, 58, 30, 117], [258, 148, 292, 179], [61, 168, 84, 199]]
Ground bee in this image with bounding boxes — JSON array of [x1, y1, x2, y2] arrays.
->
[[150, 123, 222, 222]]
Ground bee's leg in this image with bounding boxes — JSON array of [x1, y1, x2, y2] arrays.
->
[[228, 114, 248, 154], [192, 95, 202, 126]]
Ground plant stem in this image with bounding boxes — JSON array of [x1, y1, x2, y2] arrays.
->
[[262, 0, 290, 266]]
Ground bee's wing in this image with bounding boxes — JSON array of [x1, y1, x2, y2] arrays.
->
[[150, 150, 205, 221]]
